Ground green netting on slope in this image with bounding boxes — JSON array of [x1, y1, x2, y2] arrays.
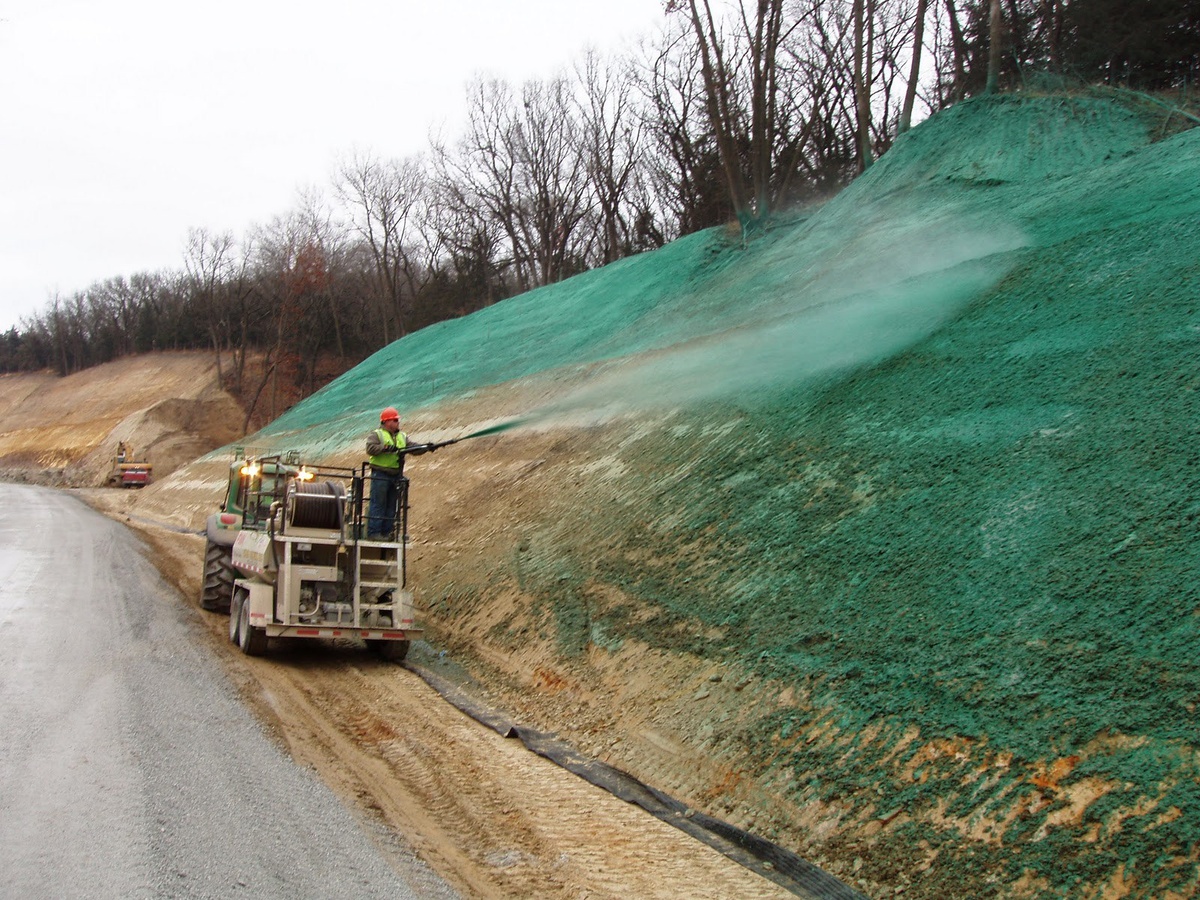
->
[[845, 93, 1149, 195], [258, 93, 1197, 754], [618, 123, 1198, 715], [611, 217, 1200, 891], [601, 208, 1200, 755]]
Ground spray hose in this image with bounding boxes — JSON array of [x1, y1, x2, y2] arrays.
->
[[405, 418, 524, 454]]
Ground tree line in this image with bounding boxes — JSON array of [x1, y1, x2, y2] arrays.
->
[[3, 0, 1195, 418]]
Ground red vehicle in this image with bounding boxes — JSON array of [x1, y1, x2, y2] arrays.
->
[[119, 464, 152, 487]]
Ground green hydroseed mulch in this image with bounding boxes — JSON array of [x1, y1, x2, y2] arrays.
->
[[250, 91, 1200, 896]]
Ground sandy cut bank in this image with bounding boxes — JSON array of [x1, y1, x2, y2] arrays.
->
[[0, 352, 244, 487]]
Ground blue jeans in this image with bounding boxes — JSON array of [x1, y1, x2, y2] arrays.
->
[[367, 470, 401, 537]]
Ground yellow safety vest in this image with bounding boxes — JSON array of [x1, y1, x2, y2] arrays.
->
[[369, 428, 407, 470]]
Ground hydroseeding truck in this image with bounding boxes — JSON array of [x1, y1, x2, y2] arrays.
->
[[200, 443, 455, 660]]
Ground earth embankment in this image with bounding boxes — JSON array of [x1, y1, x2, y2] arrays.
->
[[0, 351, 243, 486], [235, 92, 1200, 899]]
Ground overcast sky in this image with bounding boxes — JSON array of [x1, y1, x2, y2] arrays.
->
[[0, 0, 666, 331]]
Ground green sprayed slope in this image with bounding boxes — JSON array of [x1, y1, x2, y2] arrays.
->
[[603, 94, 1200, 756], [520, 98, 1200, 892], [255, 93, 1200, 894]]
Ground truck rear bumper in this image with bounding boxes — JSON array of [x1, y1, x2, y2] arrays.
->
[[264, 625, 423, 641]]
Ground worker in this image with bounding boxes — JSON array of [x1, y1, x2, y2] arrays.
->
[[365, 407, 435, 539]]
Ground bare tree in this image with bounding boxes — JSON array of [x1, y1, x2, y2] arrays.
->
[[577, 49, 644, 264], [742, 0, 790, 212], [670, 0, 753, 224], [291, 186, 351, 360], [633, 23, 729, 236], [853, 0, 877, 170], [938, 0, 970, 102], [426, 162, 511, 309], [986, 0, 1002, 92], [781, 0, 930, 176], [868, 0, 932, 145], [184, 227, 237, 390], [777, 1, 859, 195], [900, 0, 930, 132], [669, 0, 831, 228], [516, 77, 594, 283], [335, 150, 429, 343], [666, 0, 926, 223], [441, 76, 592, 293]]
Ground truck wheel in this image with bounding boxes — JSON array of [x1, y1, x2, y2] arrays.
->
[[237, 596, 268, 657], [369, 639, 410, 662], [201, 539, 234, 612], [229, 587, 246, 645]]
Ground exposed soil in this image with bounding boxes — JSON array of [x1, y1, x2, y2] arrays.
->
[[87, 493, 800, 900], [0, 351, 243, 486]]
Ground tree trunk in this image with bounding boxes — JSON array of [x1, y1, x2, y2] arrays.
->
[[900, 0, 929, 133], [686, 0, 752, 224], [209, 326, 225, 391], [854, 0, 874, 171], [986, 0, 1002, 93], [325, 290, 345, 359], [241, 351, 276, 435], [944, 0, 968, 101], [752, 0, 785, 219]]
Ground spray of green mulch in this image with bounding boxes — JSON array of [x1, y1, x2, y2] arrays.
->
[[249, 92, 1200, 897], [459, 419, 527, 439]]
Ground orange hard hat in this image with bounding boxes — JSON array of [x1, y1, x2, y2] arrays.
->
[[380, 406, 400, 423]]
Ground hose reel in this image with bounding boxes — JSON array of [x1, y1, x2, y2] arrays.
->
[[286, 480, 346, 531]]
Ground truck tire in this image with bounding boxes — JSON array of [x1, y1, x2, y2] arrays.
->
[[237, 596, 268, 656], [369, 639, 410, 662], [201, 538, 234, 612], [229, 587, 245, 644]]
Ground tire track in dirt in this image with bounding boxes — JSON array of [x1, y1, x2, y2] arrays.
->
[[217, 636, 795, 899]]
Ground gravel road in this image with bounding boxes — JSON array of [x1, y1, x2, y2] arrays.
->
[[0, 483, 455, 900]]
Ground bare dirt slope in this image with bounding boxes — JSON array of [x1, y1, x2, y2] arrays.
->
[[0, 351, 243, 486]]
